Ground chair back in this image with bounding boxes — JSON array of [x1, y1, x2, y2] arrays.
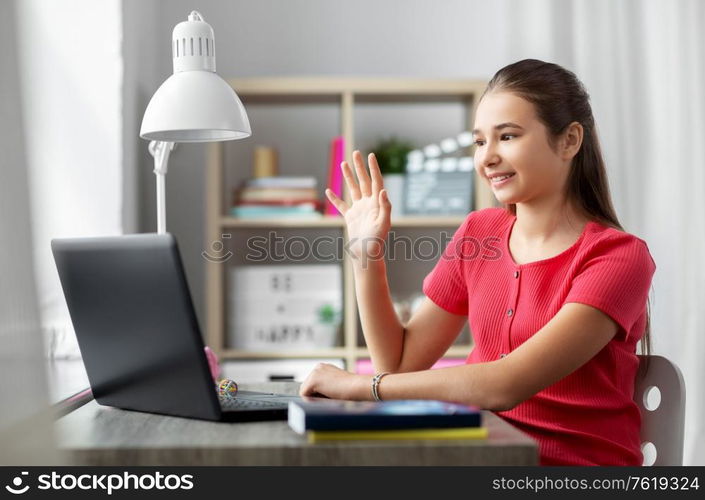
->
[[634, 355, 686, 465]]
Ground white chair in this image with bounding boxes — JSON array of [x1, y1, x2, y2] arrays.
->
[[634, 355, 686, 465]]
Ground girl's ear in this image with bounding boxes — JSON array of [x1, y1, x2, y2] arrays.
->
[[561, 121, 584, 160]]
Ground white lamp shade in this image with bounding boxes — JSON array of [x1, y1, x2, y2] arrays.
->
[[140, 70, 251, 143]]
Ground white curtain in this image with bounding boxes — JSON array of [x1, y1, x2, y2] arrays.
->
[[0, 0, 60, 465], [14, 0, 124, 359], [505, 0, 705, 465]]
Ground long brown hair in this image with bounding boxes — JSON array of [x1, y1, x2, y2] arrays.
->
[[479, 58, 652, 369]]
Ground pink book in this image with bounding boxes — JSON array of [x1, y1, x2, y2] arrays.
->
[[355, 358, 466, 375], [324, 136, 345, 216]]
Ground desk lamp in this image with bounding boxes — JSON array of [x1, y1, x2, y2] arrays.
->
[[140, 11, 251, 234]]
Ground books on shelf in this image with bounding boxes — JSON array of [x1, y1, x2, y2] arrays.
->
[[229, 203, 323, 219], [232, 175, 323, 219], [230, 137, 347, 220], [287, 399, 483, 434], [245, 176, 318, 189], [236, 186, 319, 203], [306, 426, 488, 443]]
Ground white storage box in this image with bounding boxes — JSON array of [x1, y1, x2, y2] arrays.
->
[[227, 265, 343, 351]]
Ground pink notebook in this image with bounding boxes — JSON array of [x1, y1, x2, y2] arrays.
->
[[324, 136, 345, 216]]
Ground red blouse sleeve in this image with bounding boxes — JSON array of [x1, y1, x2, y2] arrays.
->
[[565, 234, 656, 341], [421, 212, 474, 316]]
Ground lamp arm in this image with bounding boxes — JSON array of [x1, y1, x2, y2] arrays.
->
[[148, 140, 176, 234]]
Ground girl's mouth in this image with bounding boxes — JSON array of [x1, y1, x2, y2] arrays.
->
[[490, 173, 516, 187]]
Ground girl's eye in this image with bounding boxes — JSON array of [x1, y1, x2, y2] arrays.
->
[[473, 135, 516, 147]]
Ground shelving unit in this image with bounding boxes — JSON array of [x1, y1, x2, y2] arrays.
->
[[205, 77, 495, 371]]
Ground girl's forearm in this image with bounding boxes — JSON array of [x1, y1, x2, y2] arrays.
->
[[352, 257, 405, 373], [352, 361, 511, 411]]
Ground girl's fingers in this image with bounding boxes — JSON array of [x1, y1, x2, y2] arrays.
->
[[325, 188, 348, 215], [377, 189, 391, 224], [352, 150, 372, 197], [368, 152, 384, 194], [341, 161, 361, 201]]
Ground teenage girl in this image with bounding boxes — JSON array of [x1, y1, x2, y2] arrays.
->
[[299, 59, 656, 466]]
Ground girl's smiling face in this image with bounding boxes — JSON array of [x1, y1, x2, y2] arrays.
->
[[472, 91, 581, 207]]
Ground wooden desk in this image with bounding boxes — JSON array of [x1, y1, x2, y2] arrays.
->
[[56, 382, 538, 465]]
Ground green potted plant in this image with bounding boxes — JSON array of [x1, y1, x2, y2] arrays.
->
[[371, 137, 414, 216]]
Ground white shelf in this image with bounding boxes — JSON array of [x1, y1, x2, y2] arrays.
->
[[221, 348, 349, 359]]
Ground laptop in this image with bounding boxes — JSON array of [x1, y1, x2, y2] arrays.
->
[[51, 233, 324, 422]]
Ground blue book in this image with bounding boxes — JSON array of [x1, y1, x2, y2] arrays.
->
[[230, 205, 322, 218], [287, 399, 482, 434]]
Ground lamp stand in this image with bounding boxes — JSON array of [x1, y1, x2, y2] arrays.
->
[[148, 140, 175, 234]]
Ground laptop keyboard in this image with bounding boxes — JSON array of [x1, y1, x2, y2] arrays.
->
[[219, 397, 287, 411]]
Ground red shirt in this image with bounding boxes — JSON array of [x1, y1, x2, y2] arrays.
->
[[422, 207, 656, 465]]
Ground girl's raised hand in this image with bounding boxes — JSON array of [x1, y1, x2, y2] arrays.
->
[[325, 150, 392, 262]]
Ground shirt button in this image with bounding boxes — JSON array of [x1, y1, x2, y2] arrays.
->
[[514, 270, 519, 278], [507, 308, 513, 317]]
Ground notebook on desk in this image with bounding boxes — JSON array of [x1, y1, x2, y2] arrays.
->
[[51, 233, 331, 422]]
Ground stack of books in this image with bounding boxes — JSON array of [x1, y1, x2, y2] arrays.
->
[[231, 176, 323, 219], [288, 399, 487, 443]]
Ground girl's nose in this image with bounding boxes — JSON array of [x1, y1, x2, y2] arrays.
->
[[477, 144, 500, 170]]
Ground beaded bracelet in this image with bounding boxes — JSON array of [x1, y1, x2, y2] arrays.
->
[[371, 372, 390, 401]]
